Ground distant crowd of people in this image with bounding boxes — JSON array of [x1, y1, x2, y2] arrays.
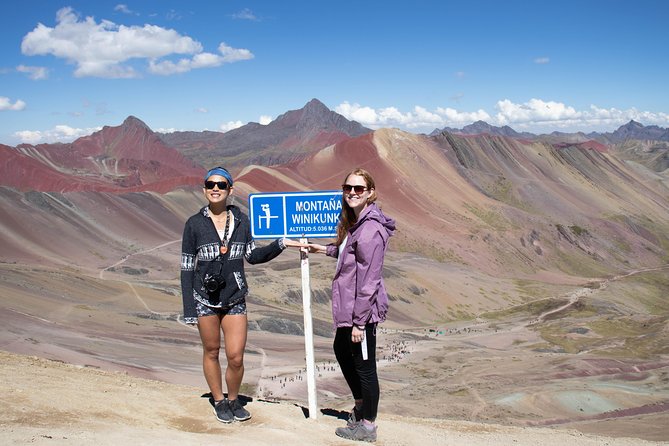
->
[[257, 332, 421, 400]]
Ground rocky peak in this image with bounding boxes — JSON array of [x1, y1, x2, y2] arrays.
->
[[272, 99, 370, 137], [302, 98, 330, 116], [460, 121, 522, 138], [121, 116, 152, 132], [611, 120, 667, 142]]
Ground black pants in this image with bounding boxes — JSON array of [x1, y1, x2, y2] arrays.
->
[[333, 323, 379, 421]]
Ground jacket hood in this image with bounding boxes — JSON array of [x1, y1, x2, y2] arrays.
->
[[352, 203, 396, 237]]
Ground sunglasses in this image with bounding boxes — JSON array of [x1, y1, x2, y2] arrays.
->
[[342, 184, 368, 194], [204, 180, 229, 190]]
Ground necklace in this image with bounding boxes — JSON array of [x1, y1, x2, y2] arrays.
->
[[211, 215, 227, 224], [209, 206, 227, 222]]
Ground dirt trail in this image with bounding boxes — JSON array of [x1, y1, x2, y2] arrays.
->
[[528, 264, 669, 325], [98, 239, 193, 326]]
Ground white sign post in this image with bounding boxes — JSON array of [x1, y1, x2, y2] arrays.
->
[[299, 237, 318, 419], [249, 191, 341, 420]]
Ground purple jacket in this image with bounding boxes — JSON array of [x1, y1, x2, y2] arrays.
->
[[325, 203, 395, 328]]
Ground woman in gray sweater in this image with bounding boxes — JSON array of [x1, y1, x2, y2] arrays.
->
[[180, 166, 304, 423]]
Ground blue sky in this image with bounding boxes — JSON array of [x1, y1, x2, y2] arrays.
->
[[1, 0, 668, 145]]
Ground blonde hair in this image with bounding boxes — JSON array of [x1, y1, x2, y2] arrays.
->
[[335, 168, 377, 246]]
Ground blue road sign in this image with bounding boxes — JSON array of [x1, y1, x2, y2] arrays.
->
[[249, 190, 342, 239]]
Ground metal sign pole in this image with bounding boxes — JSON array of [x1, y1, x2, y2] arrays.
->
[[299, 237, 318, 419]]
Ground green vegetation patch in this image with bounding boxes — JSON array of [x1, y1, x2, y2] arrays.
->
[[588, 316, 669, 358], [594, 269, 669, 315], [535, 313, 669, 358], [392, 235, 467, 264], [448, 388, 470, 397], [479, 177, 533, 212], [481, 297, 568, 320], [560, 300, 599, 318], [513, 279, 574, 301], [107, 266, 149, 275], [538, 323, 605, 354], [569, 225, 589, 236], [628, 270, 669, 314], [553, 249, 614, 277], [608, 213, 669, 255], [463, 203, 511, 230], [528, 269, 669, 358]]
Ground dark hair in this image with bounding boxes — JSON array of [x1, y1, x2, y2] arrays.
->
[[336, 168, 377, 246]]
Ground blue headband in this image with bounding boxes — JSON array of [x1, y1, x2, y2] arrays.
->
[[204, 167, 233, 186]]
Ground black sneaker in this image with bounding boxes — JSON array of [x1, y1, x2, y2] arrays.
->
[[348, 406, 363, 427], [214, 399, 234, 423], [228, 398, 251, 421]]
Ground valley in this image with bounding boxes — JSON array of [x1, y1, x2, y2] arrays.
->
[[1, 239, 667, 441]]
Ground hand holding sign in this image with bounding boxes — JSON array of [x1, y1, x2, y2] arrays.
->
[[282, 238, 310, 249]]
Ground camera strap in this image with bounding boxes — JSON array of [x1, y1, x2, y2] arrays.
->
[[218, 210, 232, 255]]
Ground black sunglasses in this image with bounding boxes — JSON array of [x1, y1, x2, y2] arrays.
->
[[204, 180, 229, 190], [342, 184, 368, 194]]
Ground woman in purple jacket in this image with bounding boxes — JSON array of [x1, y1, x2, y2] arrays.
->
[[309, 168, 395, 442]]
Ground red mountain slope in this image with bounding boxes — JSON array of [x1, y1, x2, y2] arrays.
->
[[230, 128, 669, 278], [1, 117, 204, 192]]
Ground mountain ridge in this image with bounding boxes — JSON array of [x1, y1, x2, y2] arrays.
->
[[158, 98, 371, 169], [430, 118, 669, 144], [2, 100, 667, 195]]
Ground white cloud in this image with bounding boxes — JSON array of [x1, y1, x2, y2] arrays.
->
[[435, 107, 491, 124], [195, 107, 209, 113], [495, 98, 580, 125], [220, 120, 244, 132], [148, 42, 254, 75], [155, 127, 179, 133], [114, 4, 137, 15], [534, 57, 550, 64], [14, 124, 101, 144], [336, 101, 489, 130], [335, 99, 669, 133], [16, 65, 49, 80], [231, 8, 258, 21], [21, 7, 252, 78], [165, 9, 182, 21], [490, 98, 669, 131], [0, 96, 26, 111], [259, 115, 273, 125], [335, 102, 380, 125], [218, 42, 254, 63], [492, 100, 669, 131], [148, 59, 193, 75], [14, 130, 42, 144]]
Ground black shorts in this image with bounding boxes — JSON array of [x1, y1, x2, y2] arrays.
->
[[196, 299, 247, 317]]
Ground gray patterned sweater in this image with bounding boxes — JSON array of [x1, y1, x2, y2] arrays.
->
[[180, 205, 286, 324]]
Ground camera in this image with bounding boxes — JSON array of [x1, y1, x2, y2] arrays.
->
[[203, 256, 226, 293], [203, 272, 226, 293]]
